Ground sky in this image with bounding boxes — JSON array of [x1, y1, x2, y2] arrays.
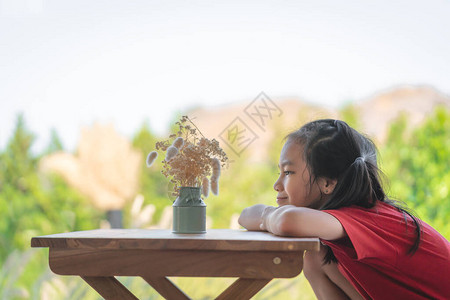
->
[[1, 0, 450, 153]]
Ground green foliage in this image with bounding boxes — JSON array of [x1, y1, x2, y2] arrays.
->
[[0, 114, 102, 298], [129, 121, 173, 225], [43, 129, 64, 155], [339, 103, 362, 130], [339, 105, 450, 238], [207, 160, 277, 228], [380, 107, 450, 238]]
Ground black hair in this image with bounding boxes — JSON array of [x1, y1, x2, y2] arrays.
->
[[286, 119, 422, 264]]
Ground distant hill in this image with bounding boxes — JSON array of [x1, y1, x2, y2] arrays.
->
[[187, 86, 450, 162], [356, 85, 450, 143]]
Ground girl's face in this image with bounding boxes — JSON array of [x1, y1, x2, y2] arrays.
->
[[273, 141, 327, 209]]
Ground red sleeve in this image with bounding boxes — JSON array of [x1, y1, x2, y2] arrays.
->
[[322, 204, 403, 264]]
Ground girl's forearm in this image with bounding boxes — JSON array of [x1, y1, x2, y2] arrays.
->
[[262, 206, 346, 240]]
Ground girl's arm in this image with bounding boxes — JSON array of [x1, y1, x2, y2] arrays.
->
[[239, 204, 346, 240], [261, 205, 346, 240]]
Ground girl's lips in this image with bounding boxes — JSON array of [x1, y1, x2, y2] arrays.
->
[[276, 197, 288, 205]]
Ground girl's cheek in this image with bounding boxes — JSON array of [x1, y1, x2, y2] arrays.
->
[[284, 178, 290, 190]]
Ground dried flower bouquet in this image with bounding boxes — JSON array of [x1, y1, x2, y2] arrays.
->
[[147, 116, 228, 197]]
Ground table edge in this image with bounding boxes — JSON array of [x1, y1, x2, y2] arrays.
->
[[31, 229, 321, 252]]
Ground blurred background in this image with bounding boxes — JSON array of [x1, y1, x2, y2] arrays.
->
[[1, 0, 449, 299]]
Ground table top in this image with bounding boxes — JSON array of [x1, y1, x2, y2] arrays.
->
[[31, 229, 320, 252]]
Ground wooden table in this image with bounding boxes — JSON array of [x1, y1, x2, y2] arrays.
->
[[31, 229, 320, 300]]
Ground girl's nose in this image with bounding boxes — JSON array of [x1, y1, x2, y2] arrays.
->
[[273, 177, 282, 192]]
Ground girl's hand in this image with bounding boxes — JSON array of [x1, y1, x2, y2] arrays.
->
[[238, 204, 271, 231], [260, 206, 278, 232]]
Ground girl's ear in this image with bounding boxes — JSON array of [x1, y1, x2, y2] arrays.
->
[[317, 177, 337, 195]]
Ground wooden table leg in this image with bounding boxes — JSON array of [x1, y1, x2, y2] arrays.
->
[[215, 278, 272, 300], [142, 276, 190, 300], [81, 276, 138, 300]]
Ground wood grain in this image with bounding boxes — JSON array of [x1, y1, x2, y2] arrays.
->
[[49, 248, 304, 278]]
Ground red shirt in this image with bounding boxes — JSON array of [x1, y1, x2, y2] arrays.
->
[[322, 201, 450, 300]]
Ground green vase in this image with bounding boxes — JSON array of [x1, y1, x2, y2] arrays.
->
[[172, 187, 206, 234]]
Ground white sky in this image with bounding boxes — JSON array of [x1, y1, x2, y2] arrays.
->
[[1, 0, 449, 153]]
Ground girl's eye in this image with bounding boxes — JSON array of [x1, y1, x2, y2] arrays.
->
[[277, 171, 294, 176]]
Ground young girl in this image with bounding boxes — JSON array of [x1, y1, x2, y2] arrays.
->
[[239, 119, 450, 300]]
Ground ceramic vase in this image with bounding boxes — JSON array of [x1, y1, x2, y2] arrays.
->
[[172, 187, 206, 234]]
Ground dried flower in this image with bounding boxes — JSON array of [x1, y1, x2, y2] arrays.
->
[[165, 146, 179, 161], [210, 178, 219, 196], [202, 177, 210, 197], [146, 151, 158, 167], [172, 137, 184, 149], [147, 115, 228, 197], [211, 158, 221, 179]]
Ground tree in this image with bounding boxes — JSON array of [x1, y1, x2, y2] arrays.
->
[[381, 107, 450, 238], [43, 128, 64, 155], [0, 114, 102, 294]]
